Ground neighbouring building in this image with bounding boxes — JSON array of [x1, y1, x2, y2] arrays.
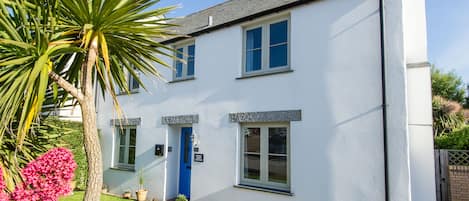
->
[[96, 0, 436, 201], [43, 92, 82, 122]]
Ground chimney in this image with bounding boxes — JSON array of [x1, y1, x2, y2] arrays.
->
[[208, 16, 213, 27]]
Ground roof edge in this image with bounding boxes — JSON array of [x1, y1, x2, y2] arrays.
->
[[162, 0, 316, 45]]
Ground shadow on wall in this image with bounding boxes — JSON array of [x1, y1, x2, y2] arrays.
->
[[193, 0, 384, 200], [103, 146, 167, 195], [104, 0, 385, 200]]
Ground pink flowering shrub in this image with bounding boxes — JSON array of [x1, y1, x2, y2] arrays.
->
[[0, 148, 77, 201], [0, 167, 8, 201]]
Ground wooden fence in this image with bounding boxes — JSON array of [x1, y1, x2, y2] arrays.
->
[[435, 150, 469, 201]]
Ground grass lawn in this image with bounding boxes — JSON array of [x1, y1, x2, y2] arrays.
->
[[59, 191, 131, 201]]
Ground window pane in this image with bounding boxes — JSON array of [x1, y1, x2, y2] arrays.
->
[[187, 45, 195, 76], [246, 49, 262, 72], [118, 147, 125, 163], [244, 128, 261, 153], [269, 44, 288, 68], [177, 48, 184, 59], [187, 60, 194, 76], [128, 147, 136, 164], [131, 76, 139, 90], [119, 129, 126, 146], [176, 48, 183, 78], [188, 45, 195, 57], [129, 129, 136, 146], [269, 127, 287, 154], [246, 27, 262, 50], [244, 154, 260, 180], [270, 20, 288, 45], [176, 63, 183, 77], [268, 156, 287, 184]]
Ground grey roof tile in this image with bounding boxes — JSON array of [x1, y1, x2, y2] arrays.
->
[[161, 0, 314, 42]]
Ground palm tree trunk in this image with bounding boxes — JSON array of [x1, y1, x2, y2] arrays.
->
[[50, 38, 103, 200], [81, 96, 102, 201], [81, 38, 103, 201]]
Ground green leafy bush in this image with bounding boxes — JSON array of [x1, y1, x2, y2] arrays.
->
[[435, 126, 469, 150], [431, 67, 466, 104], [42, 117, 87, 190], [176, 194, 188, 201], [0, 123, 60, 191], [432, 96, 465, 136]]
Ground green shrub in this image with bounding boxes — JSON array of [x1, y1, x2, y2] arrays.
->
[[432, 96, 465, 136], [435, 126, 469, 150], [0, 123, 60, 191], [42, 117, 87, 190], [176, 194, 188, 201]]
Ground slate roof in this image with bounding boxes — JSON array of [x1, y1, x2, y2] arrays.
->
[[162, 0, 315, 43]]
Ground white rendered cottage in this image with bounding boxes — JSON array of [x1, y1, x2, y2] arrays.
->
[[97, 0, 435, 201]]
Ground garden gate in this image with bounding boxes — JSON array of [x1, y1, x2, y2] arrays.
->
[[435, 149, 469, 201]]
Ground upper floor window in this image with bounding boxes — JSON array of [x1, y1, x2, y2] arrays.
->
[[118, 68, 139, 94], [244, 18, 289, 75], [128, 71, 139, 92], [174, 43, 195, 81]]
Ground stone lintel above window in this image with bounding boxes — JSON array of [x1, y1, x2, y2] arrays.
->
[[110, 118, 141, 126], [162, 114, 199, 125], [229, 110, 301, 123]]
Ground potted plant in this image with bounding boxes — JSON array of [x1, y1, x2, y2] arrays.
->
[[123, 189, 132, 199], [70, 180, 77, 191], [136, 169, 148, 201]]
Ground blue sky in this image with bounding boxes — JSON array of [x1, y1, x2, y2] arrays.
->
[[155, 0, 225, 17], [154, 1, 469, 84], [427, 0, 469, 84]]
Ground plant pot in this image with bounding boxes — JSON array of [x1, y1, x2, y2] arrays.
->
[[70, 181, 76, 191], [136, 189, 148, 201], [123, 192, 132, 199]]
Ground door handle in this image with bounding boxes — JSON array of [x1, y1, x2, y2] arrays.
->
[[187, 166, 191, 170]]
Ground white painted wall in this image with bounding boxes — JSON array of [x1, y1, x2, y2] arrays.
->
[[96, 0, 432, 201], [382, 0, 412, 200], [46, 99, 82, 122], [403, 0, 436, 201], [57, 104, 82, 122]]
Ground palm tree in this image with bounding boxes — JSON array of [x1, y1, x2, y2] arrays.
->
[[0, 0, 177, 200]]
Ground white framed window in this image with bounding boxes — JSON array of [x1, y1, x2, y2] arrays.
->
[[240, 123, 290, 191], [173, 43, 195, 81], [115, 127, 137, 169], [243, 16, 290, 76], [118, 69, 139, 94], [128, 72, 139, 92]]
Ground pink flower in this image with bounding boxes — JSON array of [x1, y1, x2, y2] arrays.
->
[[0, 166, 8, 201], [10, 148, 77, 201]]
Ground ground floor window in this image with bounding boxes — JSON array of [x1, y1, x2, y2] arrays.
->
[[115, 127, 137, 169], [240, 123, 290, 191]]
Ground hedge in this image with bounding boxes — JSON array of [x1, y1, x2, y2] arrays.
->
[[434, 126, 469, 150]]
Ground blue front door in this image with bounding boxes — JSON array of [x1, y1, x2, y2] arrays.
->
[[179, 127, 192, 199]]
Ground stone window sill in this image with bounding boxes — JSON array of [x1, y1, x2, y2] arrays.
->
[[110, 167, 135, 172], [117, 90, 140, 96], [168, 77, 196, 84], [236, 69, 293, 80], [234, 184, 293, 196]]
